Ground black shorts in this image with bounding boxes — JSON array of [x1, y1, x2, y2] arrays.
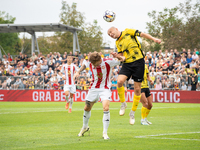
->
[[141, 88, 151, 98], [119, 58, 145, 82]]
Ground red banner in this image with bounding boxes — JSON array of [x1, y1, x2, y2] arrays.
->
[[0, 90, 200, 103]]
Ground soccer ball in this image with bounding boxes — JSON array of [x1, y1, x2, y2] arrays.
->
[[103, 10, 116, 22]]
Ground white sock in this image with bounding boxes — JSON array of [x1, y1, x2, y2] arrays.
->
[[103, 111, 110, 134], [83, 110, 91, 129], [69, 97, 73, 109]]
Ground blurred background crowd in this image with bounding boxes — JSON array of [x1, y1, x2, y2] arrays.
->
[[0, 48, 200, 91]]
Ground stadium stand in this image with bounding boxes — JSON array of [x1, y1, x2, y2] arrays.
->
[[0, 49, 199, 91]]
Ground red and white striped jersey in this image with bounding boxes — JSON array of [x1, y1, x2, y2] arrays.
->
[[61, 63, 78, 86], [84, 58, 120, 89]]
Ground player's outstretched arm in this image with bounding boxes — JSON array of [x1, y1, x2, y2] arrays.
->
[[140, 32, 161, 44], [73, 64, 86, 81], [147, 74, 154, 85], [110, 52, 125, 62]]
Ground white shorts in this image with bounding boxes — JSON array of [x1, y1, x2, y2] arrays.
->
[[64, 85, 76, 94], [85, 89, 112, 103]]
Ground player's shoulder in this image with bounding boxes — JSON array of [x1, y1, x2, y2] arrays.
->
[[124, 28, 136, 33]]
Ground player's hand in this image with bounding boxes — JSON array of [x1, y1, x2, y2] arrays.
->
[[119, 56, 126, 62], [110, 52, 118, 58], [73, 72, 79, 81], [124, 87, 128, 92], [62, 75, 66, 80], [154, 38, 161, 44]]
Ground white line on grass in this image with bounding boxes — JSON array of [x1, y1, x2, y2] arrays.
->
[[0, 106, 200, 114], [135, 132, 200, 141]]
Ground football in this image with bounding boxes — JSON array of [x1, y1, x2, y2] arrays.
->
[[103, 10, 116, 22]]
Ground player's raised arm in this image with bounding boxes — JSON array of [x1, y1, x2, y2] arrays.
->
[[73, 64, 86, 81], [140, 32, 161, 44]]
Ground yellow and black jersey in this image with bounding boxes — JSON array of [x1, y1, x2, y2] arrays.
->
[[141, 64, 149, 89], [116, 28, 144, 63]]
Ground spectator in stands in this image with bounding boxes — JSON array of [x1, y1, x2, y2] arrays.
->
[[104, 50, 110, 58], [162, 63, 168, 75], [0, 80, 2, 89], [173, 59, 181, 74], [2, 80, 8, 89], [127, 78, 134, 90], [155, 79, 162, 90], [192, 51, 199, 61], [78, 52, 84, 60], [52, 79, 60, 90], [180, 82, 187, 90], [85, 77, 91, 90], [61, 54, 67, 63], [58, 78, 64, 90], [30, 52, 37, 61], [191, 76, 197, 91], [79, 78, 87, 90], [50, 73, 57, 83], [186, 54, 193, 64], [45, 67, 54, 77], [111, 77, 117, 90], [174, 81, 180, 90], [40, 61, 48, 73], [13, 78, 21, 89], [197, 70, 200, 91]]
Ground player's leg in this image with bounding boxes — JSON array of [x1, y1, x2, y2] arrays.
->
[[78, 100, 95, 137], [68, 85, 76, 113], [117, 74, 128, 116], [68, 93, 74, 113], [145, 90, 153, 125], [100, 89, 112, 140], [102, 100, 110, 140], [64, 86, 70, 109], [78, 90, 97, 137], [129, 59, 144, 125], [140, 90, 149, 125], [129, 81, 142, 125]]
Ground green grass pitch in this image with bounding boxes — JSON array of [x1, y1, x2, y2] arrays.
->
[[0, 102, 200, 150]]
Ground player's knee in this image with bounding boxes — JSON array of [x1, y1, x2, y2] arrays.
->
[[103, 106, 109, 111], [84, 106, 91, 111], [148, 103, 153, 110], [134, 87, 141, 95], [143, 102, 148, 108], [117, 80, 124, 87]]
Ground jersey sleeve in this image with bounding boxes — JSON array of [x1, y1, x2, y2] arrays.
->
[[116, 42, 122, 54], [127, 28, 141, 37], [75, 65, 78, 72], [104, 58, 120, 67], [60, 65, 64, 73], [83, 59, 89, 68]]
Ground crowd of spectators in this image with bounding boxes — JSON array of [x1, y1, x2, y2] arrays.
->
[[0, 48, 200, 91]]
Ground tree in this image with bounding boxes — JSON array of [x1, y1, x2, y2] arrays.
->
[[53, 1, 104, 54], [0, 11, 21, 55], [145, 0, 200, 51]]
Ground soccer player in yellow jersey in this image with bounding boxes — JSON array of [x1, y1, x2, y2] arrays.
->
[[108, 27, 161, 124], [140, 64, 154, 125]]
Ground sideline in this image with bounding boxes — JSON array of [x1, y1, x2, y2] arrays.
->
[[135, 132, 200, 141]]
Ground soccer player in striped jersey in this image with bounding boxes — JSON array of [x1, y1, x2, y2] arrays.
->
[[74, 52, 124, 140], [108, 27, 161, 125], [59, 55, 78, 113]]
